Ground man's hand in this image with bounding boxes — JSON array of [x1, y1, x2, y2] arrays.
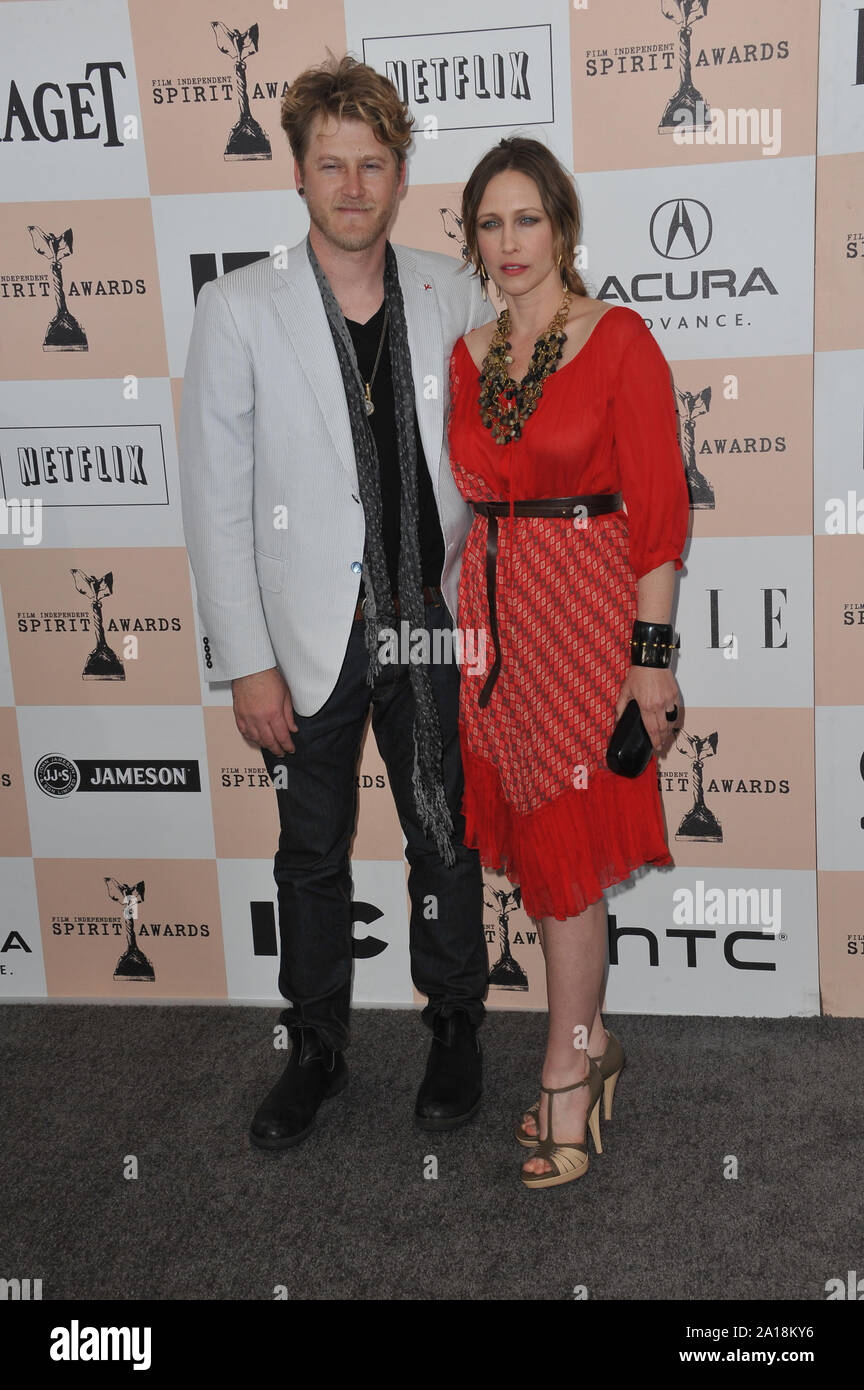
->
[[615, 665, 681, 754], [232, 667, 298, 756]]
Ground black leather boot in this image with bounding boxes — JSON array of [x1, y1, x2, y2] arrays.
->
[[414, 1010, 482, 1131], [249, 1025, 348, 1151]]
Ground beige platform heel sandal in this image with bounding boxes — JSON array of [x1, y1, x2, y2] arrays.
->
[[520, 1059, 603, 1190], [515, 1031, 625, 1147]]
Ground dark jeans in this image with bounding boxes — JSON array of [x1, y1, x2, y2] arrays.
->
[[261, 598, 487, 1053]]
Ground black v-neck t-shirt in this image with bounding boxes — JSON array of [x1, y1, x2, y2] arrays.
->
[[345, 302, 445, 594]]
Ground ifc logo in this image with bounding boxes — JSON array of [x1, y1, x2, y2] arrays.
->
[[34, 754, 79, 797]]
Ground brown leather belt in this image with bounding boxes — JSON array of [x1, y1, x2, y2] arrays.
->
[[354, 584, 443, 623], [468, 493, 623, 708]]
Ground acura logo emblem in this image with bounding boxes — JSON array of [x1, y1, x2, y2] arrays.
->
[[650, 198, 713, 259]]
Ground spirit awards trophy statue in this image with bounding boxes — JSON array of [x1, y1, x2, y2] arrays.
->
[[439, 207, 470, 262], [676, 384, 715, 509], [675, 729, 723, 842], [212, 21, 271, 160], [106, 877, 155, 983], [658, 0, 711, 134], [71, 569, 125, 681], [485, 883, 528, 990], [28, 225, 87, 352]]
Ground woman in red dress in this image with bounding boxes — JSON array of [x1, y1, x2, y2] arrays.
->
[[448, 138, 690, 1188]]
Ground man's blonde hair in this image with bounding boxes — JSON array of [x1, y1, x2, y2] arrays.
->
[[281, 54, 413, 168]]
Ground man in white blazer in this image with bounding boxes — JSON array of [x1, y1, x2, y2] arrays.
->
[[179, 56, 492, 1149]]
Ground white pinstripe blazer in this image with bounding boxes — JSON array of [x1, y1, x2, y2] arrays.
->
[[178, 239, 492, 715]]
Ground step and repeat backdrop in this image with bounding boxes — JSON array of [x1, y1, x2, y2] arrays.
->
[[0, 0, 861, 1016]]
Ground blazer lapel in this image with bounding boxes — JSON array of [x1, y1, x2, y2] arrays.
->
[[270, 243, 357, 484], [395, 247, 445, 497]]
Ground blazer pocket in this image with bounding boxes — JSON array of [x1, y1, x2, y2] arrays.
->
[[254, 548, 285, 594]]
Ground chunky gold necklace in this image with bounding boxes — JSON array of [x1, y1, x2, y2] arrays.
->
[[479, 290, 571, 445]]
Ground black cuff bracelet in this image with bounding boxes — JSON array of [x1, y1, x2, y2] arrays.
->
[[630, 620, 679, 668]]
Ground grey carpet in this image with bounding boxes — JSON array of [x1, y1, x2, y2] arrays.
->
[[1, 1004, 861, 1301]]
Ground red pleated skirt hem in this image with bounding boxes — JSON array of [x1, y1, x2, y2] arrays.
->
[[460, 737, 673, 922]]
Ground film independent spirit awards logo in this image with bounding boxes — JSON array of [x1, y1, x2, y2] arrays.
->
[[16, 226, 147, 353], [151, 20, 274, 160], [52, 876, 212, 984], [582, 0, 790, 118], [485, 884, 529, 991], [17, 565, 183, 676], [663, 722, 791, 833], [106, 877, 154, 982], [51, 877, 156, 984], [675, 355, 787, 512]]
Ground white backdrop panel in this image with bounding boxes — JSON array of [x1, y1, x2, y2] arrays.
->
[[0, 377, 181, 548], [815, 707, 864, 871], [0, 0, 149, 202], [817, 0, 864, 156], [217, 857, 413, 1006], [578, 157, 815, 360], [17, 703, 215, 858], [604, 867, 820, 1016], [150, 189, 309, 376], [674, 535, 814, 707]]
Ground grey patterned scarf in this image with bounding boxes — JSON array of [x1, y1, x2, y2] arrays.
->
[[306, 237, 456, 868]]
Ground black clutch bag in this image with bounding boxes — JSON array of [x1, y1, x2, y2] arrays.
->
[[606, 699, 653, 778]]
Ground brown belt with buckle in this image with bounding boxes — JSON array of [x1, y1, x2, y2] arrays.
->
[[468, 493, 623, 708], [354, 584, 443, 623]]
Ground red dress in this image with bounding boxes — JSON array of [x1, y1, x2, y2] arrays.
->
[[448, 304, 690, 922]]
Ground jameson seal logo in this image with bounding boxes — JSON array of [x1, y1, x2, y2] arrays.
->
[[676, 382, 714, 509], [675, 730, 723, 843], [211, 21, 271, 160], [34, 753, 79, 797], [34, 757, 201, 796], [658, 0, 711, 134], [485, 884, 528, 990], [71, 568, 124, 681], [28, 225, 87, 352], [106, 876, 154, 983]]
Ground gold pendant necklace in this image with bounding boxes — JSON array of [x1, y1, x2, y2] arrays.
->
[[363, 306, 389, 416]]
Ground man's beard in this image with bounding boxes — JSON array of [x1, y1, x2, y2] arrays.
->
[[306, 199, 395, 253]]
